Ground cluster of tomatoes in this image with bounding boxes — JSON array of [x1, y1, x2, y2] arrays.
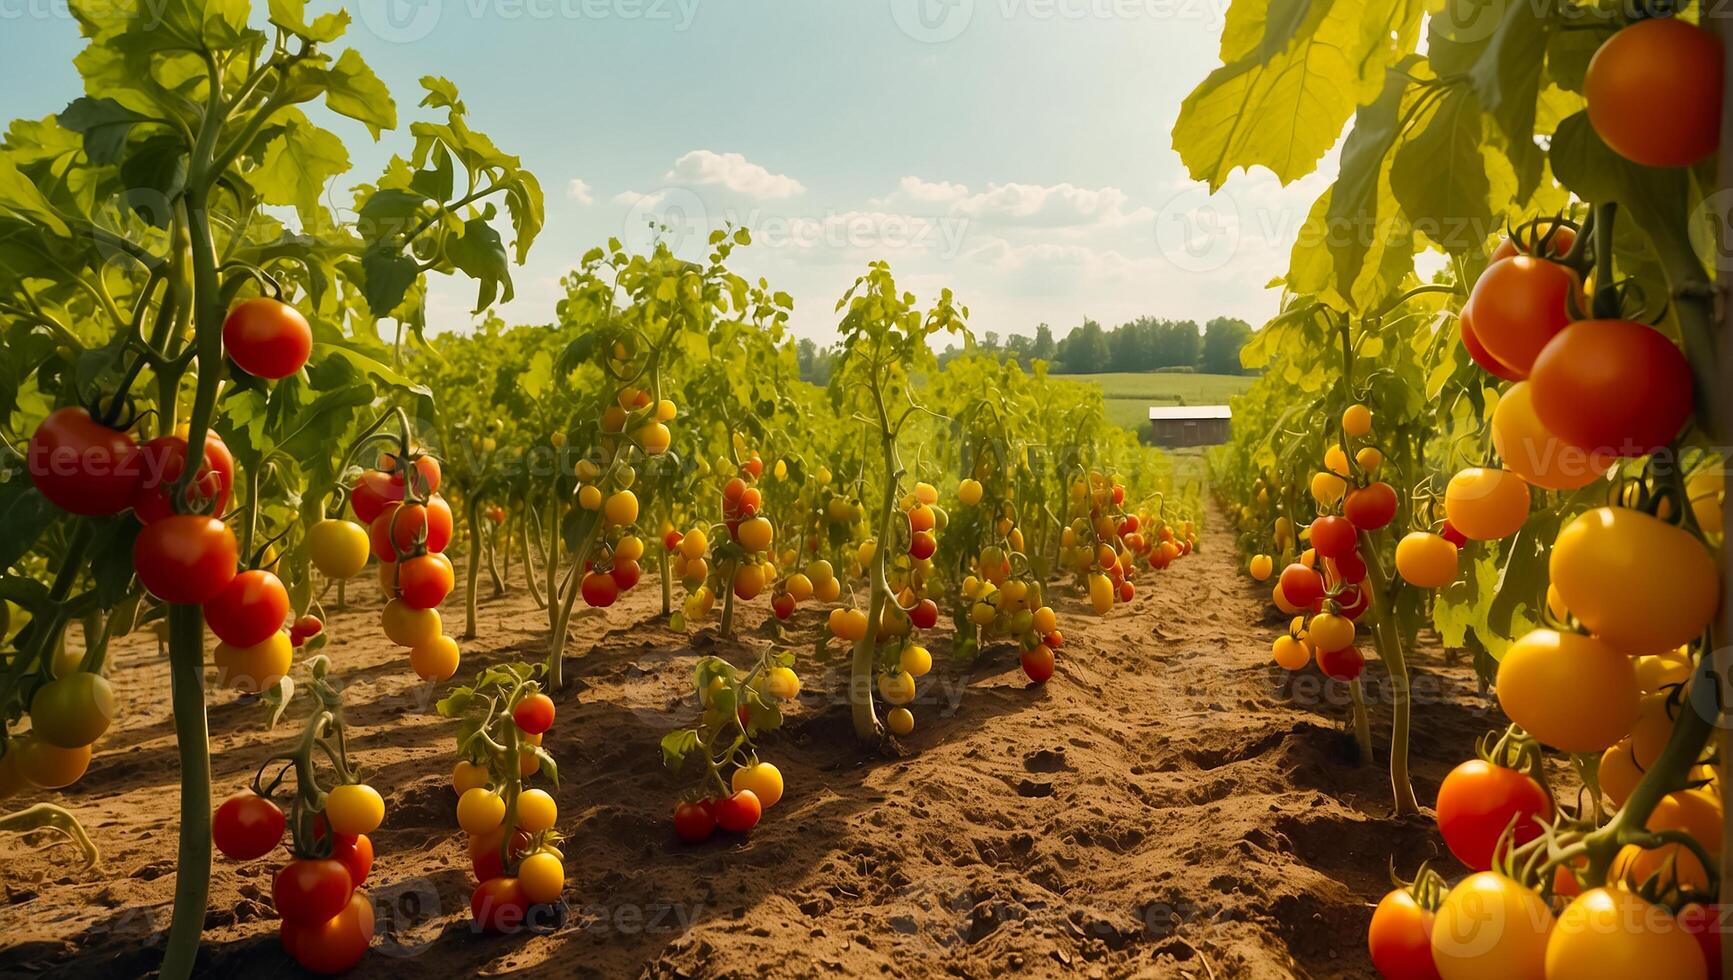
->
[[453, 691, 565, 932], [343, 451, 462, 682], [1059, 471, 1154, 617], [670, 656, 801, 842], [1257, 403, 1397, 681], [212, 781, 384, 974]]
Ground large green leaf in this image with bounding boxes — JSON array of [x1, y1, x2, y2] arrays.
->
[[1173, 0, 1424, 190], [1390, 85, 1508, 254], [250, 111, 351, 224]]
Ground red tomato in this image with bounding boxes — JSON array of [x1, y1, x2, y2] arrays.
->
[[911, 598, 939, 630], [223, 297, 312, 379], [469, 827, 533, 882], [397, 554, 454, 609], [1337, 584, 1371, 621], [1367, 887, 1442, 980], [673, 800, 716, 844], [379, 452, 442, 496], [370, 497, 455, 561], [349, 472, 392, 524], [1317, 645, 1364, 681], [663, 529, 683, 552], [280, 889, 373, 975], [742, 457, 764, 480], [1021, 645, 1055, 683], [1529, 319, 1694, 458], [132, 433, 235, 523], [1435, 759, 1552, 871], [772, 591, 796, 620], [581, 571, 618, 608], [1585, 17, 1722, 168], [330, 832, 374, 887], [1329, 550, 1367, 584], [203, 569, 290, 648], [1278, 564, 1325, 608], [26, 407, 142, 517], [514, 693, 556, 735], [471, 877, 529, 933], [908, 530, 936, 561], [1438, 520, 1468, 547], [134, 515, 238, 605], [1465, 257, 1580, 378], [290, 615, 323, 647], [713, 789, 762, 833], [610, 558, 642, 591], [212, 793, 285, 861], [1344, 482, 1398, 531], [272, 858, 354, 925], [1458, 305, 1524, 382], [1309, 516, 1358, 559], [1678, 903, 1724, 979]]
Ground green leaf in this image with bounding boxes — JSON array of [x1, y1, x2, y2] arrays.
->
[[359, 245, 420, 319], [1321, 59, 1412, 304], [1389, 86, 1497, 254], [0, 482, 57, 569], [1172, 0, 1423, 190], [1550, 111, 1692, 249], [0, 155, 69, 236], [58, 97, 150, 165], [445, 217, 513, 312], [268, 0, 350, 42], [321, 49, 396, 140], [1466, 0, 1556, 200], [250, 111, 351, 224]]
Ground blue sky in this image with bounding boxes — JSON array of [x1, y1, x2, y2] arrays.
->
[[0, 0, 1336, 342]]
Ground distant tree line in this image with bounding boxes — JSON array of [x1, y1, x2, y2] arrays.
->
[[796, 316, 1254, 384]]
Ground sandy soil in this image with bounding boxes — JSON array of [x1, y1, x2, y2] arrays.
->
[[0, 505, 1507, 979]]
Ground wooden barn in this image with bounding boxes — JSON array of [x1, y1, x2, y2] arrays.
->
[[1147, 405, 1232, 447]]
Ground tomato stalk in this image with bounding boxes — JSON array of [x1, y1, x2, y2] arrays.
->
[[521, 514, 546, 609], [159, 604, 212, 980], [463, 495, 483, 641], [849, 354, 902, 743], [1361, 543, 1418, 815]]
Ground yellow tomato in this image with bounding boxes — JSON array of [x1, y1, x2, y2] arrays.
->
[[1342, 404, 1372, 437], [452, 759, 490, 795], [786, 573, 813, 601], [732, 762, 784, 808], [516, 788, 558, 833], [456, 787, 505, 834], [604, 490, 639, 526], [1311, 471, 1347, 506], [326, 783, 385, 836], [1088, 574, 1114, 614], [1496, 630, 1638, 753], [13, 736, 91, 789], [518, 850, 565, 904], [1545, 888, 1704, 980], [886, 707, 915, 736], [1687, 466, 1724, 537], [1550, 506, 1719, 656], [1356, 446, 1383, 473], [308, 519, 371, 579], [736, 517, 774, 553], [578, 484, 602, 510], [1032, 606, 1057, 634], [1307, 613, 1354, 654], [878, 670, 916, 706], [1249, 554, 1273, 581], [1394, 532, 1459, 589], [899, 644, 932, 678], [213, 633, 294, 693], [765, 666, 801, 700], [1491, 382, 1613, 491], [1598, 741, 1640, 808], [1323, 445, 1351, 477], [1271, 635, 1310, 670], [615, 535, 645, 562], [1431, 872, 1553, 980], [958, 479, 984, 506], [382, 600, 441, 648], [410, 635, 461, 682], [1444, 467, 1532, 541], [680, 528, 708, 559]]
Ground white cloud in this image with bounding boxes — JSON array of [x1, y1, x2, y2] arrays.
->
[[566, 178, 595, 205], [612, 189, 667, 207], [875, 177, 1152, 229], [665, 150, 805, 199]]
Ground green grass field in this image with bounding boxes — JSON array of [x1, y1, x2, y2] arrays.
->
[[1064, 372, 1256, 432]]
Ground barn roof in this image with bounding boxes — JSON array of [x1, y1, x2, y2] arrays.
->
[[1148, 405, 1232, 421]]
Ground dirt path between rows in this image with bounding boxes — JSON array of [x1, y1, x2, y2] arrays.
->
[[0, 501, 1503, 979]]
